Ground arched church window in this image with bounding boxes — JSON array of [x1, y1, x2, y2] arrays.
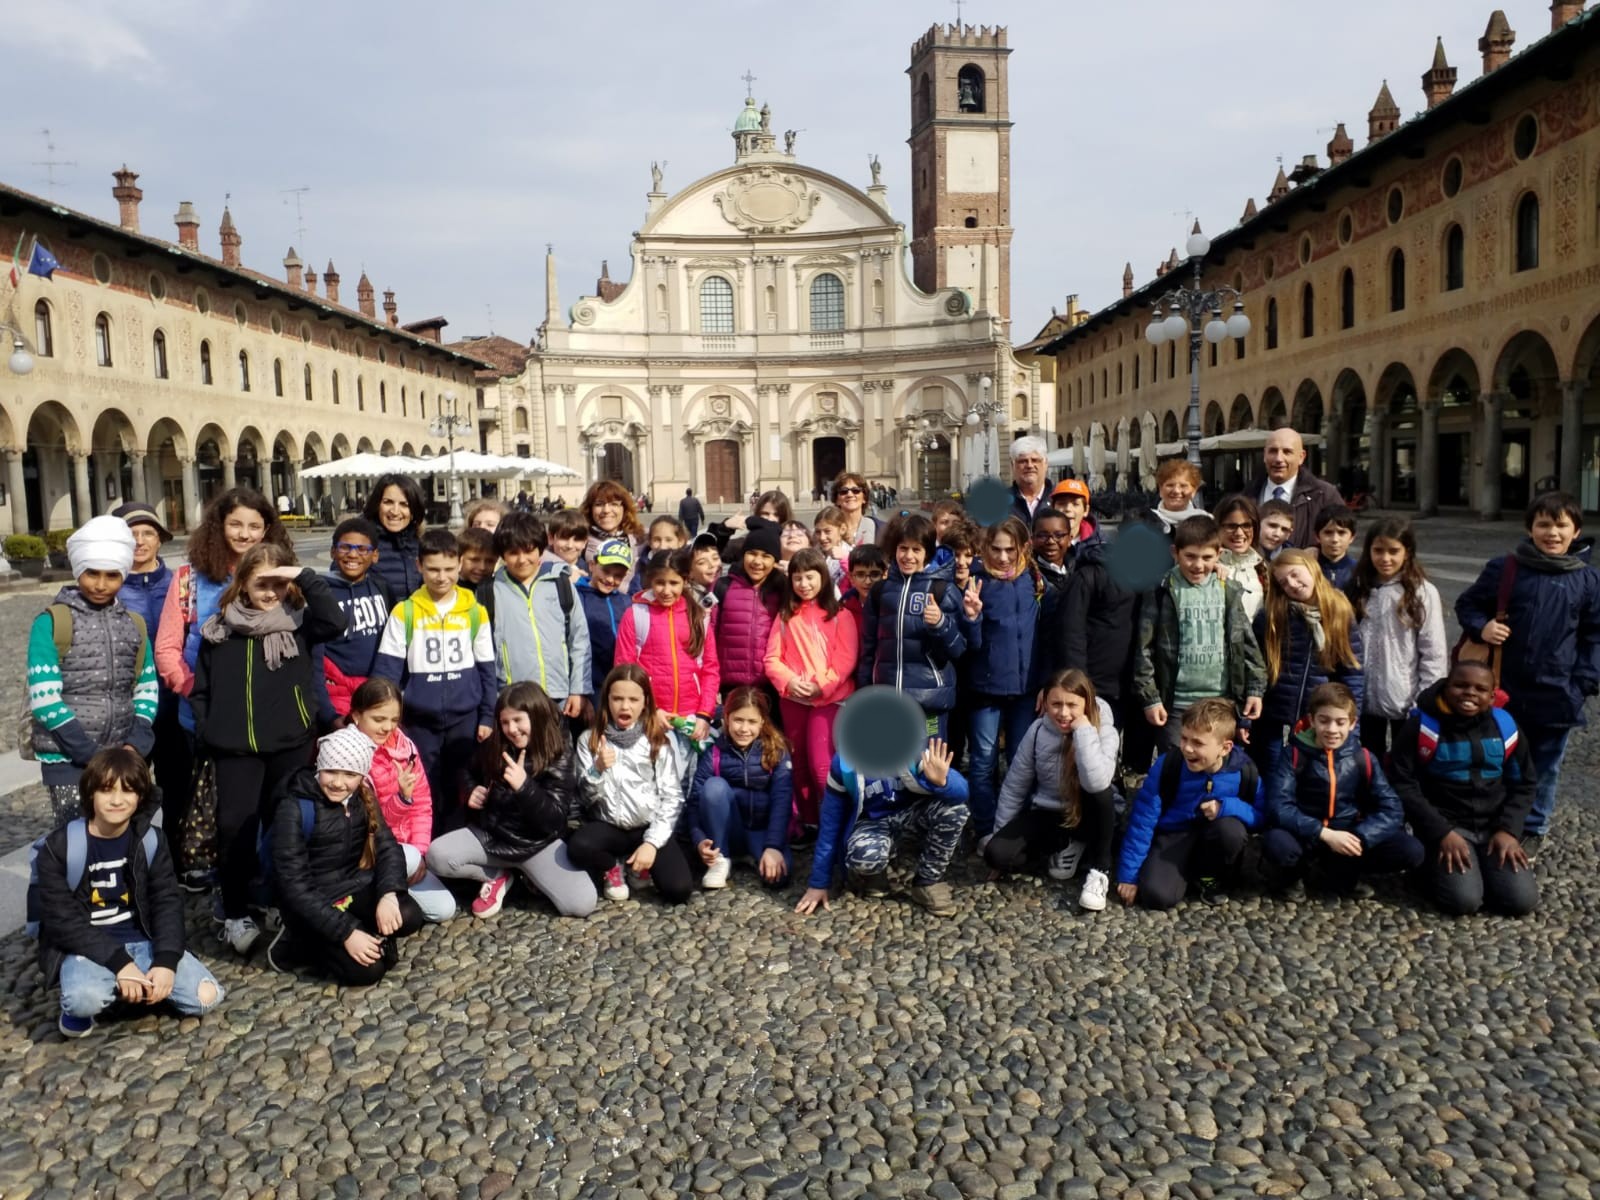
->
[[700, 276, 734, 334], [957, 65, 985, 113], [810, 273, 845, 332], [915, 72, 932, 124]]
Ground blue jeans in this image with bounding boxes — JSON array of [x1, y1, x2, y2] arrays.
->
[[698, 777, 791, 885], [966, 695, 1037, 836], [58, 941, 223, 1019], [1522, 725, 1572, 836]]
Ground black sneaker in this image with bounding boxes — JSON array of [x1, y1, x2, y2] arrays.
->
[[1520, 832, 1545, 862], [849, 870, 891, 898], [1196, 876, 1227, 906]]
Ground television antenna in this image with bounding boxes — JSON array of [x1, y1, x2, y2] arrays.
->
[[34, 129, 77, 194], [281, 186, 311, 248]]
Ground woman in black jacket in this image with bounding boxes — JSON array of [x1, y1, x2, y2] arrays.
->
[[269, 727, 424, 983], [426, 682, 597, 918], [363, 473, 426, 600], [191, 543, 348, 955]]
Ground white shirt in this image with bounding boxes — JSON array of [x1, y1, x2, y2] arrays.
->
[[1261, 474, 1297, 506]]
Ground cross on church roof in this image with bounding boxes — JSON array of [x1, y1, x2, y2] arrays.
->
[[951, 0, 965, 26], [741, 69, 757, 97]]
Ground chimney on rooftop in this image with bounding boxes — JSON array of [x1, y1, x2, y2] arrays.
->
[[324, 261, 340, 305], [1368, 80, 1401, 142], [174, 201, 200, 252], [1122, 263, 1134, 300], [283, 247, 303, 290], [305, 266, 317, 296], [1479, 10, 1516, 74], [218, 207, 241, 267], [1326, 123, 1354, 165], [383, 289, 398, 326], [1423, 38, 1458, 108], [111, 166, 142, 233], [1552, 2, 1585, 29], [357, 272, 375, 318]]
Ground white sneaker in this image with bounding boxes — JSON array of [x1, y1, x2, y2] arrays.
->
[[1079, 868, 1109, 912], [224, 916, 262, 955], [702, 854, 731, 890], [1048, 840, 1086, 881]]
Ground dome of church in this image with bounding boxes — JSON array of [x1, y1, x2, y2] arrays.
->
[[733, 97, 762, 132]]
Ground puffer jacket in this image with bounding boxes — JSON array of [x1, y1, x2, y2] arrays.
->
[[1456, 538, 1600, 729], [1118, 748, 1264, 884], [613, 592, 720, 719], [1387, 679, 1535, 843], [764, 600, 858, 706], [466, 747, 578, 861], [685, 734, 794, 853], [368, 527, 422, 602], [1253, 605, 1365, 725], [271, 766, 408, 945], [1270, 727, 1403, 847], [856, 556, 966, 713], [577, 577, 631, 696], [1136, 570, 1266, 712], [1351, 578, 1447, 719], [370, 727, 434, 854], [1219, 548, 1265, 621], [119, 559, 173, 643], [992, 701, 1120, 831], [958, 564, 1043, 697], [575, 726, 684, 848], [713, 567, 782, 689]]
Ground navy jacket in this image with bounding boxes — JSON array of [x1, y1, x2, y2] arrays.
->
[[1456, 538, 1600, 730], [1253, 606, 1365, 725], [1032, 529, 1138, 702], [857, 556, 966, 714], [368, 527, 423, 603], [1118, 748, 1264, 884], [685, 734, 794, 855], [1008, 480, 1054, 528], [958, 564, 1042, 697], [576, 577, 632, 698], [1270, 728, 1404, 848], [1318, 553, 1357, 592], [120, 560, 173, 645]]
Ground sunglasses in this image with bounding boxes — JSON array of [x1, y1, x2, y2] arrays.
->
[[836, 486, 863, 495], [1219, 522, 1255, 533], [333, 542, 375, 555]]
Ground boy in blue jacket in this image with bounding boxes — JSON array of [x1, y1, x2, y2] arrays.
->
[[312, 517, 393, 730], [795, 735, 969, 918], [1117, 698, 1264, 909], [575, 539, 634, 712], [1264, 682, 1424, 891]]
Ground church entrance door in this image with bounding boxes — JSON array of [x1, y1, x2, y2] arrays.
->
[[704, 439, 742, 506], [599, 443, 635, 492], [811, 437, 846, 496]]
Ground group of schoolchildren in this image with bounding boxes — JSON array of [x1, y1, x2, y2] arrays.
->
[[27, 459, 1597, 1039]]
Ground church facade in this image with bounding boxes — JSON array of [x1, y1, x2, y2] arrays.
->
[[509, 25, 1043, 506]]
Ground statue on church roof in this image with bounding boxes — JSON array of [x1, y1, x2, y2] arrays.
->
[[869, 154, 882, 186], [784, 129, 796, 154], [651, 160, 664, 191], [759, 102, 772, 133]]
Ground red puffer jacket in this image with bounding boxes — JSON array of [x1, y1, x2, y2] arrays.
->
[[713, 569, 781, 689], [369, 727, 434, 855]]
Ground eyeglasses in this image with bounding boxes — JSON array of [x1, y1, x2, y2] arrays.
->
[[1033, 530, 1071, 541], [836, 486, 863, 495], [333, 543, 375, 555], [1219, 522, 1255, 533]]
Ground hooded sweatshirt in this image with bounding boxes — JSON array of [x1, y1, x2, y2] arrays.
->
[[481, 557, 591, 702], [373, 585, 497, 727], [312, 569, 393, 724], [764, 599, 859, 706], [1352, 576, 1447, 719]]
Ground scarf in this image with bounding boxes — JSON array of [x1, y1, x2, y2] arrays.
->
[[605, 721, 646, 751], [1152, 502, 1208, 534], [1290, 601, 1326, 653], [1513, 537, 1591, 574], [201, 600, 304, 670]]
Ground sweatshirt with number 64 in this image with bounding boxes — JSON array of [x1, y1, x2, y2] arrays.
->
[[373, 586, 497, 728]]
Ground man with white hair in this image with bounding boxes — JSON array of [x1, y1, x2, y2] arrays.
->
[[1007, 436, 1053, 527], [1257, 428, 1343, 549]]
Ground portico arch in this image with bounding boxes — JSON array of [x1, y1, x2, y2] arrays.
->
[[1291, 380, 1326, 477], [90, 408, 138, 515], [25, 401, 84, 531], [236, 425, 268, 493]]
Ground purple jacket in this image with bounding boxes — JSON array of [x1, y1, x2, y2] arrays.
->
[[713, 569, 780, 689]]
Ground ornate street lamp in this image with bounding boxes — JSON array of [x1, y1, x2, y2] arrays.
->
[[1144, 224, 1250, 466], [428, 389, 471, 530], [0, 322, 36, 375], [963, 373, 1002, 483]]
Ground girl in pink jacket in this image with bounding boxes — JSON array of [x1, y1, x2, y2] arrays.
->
[[348, 677, 456, 922], [765, 548, 858, 830], [614, 549, 721, 747]]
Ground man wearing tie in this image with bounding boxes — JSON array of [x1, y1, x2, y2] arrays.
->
[[1257, 428, 1343, 550]]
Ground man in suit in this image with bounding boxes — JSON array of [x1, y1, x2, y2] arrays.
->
[[678, 487, 706, 536], [1257, 428, 1343, 549]]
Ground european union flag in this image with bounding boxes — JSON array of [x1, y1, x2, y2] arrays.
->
[[26, 241, 58, 280]]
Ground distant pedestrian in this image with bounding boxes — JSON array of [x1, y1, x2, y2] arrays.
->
[[678, 488, 705, 537]]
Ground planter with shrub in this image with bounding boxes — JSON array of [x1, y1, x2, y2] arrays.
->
[[4, 534, 47, 578]]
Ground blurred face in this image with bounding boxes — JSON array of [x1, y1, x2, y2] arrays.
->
[[244, 566, 290, 611], [1160, 474, 1196, 512], [933, 511, 958, 540], [985, 532, 1019, 575], [502, 544, 540, 582], [850, 565, 885, 595], [420, 552, 461, 599], [725, 703, 763, 748], [791, 569, 823, 603], [550, 531, 586, 564], [650, 567, 686, 604], [352, 698, 402, 745], [1369, 535, 1407, 580], [77, 567, 124, 607], [317, 769, 363, 804], [223, 505, 267, 558], [1274, 562, 1317, 602], [815, 523, 841, 552], [377, 485, 412, 534], [1012, 453, 1046, 493], [1443, 667, 1495, 716], [1218, 514, 1256, 555], [1263, 430, 1306, 484], [780, 525, 810, 558], [895, 541, 928, 575], [1530, 512, 1579, 556], [1180, 727, 1232, 774], [1175, 544, 1220, 585], [835, 481, 865, 513], [460, 548, 495, 583], [499, 707, 532, 748], [470, 509, 501, 534], [691, 548, 721, 587], [608, 678, 646, 730], [1311, 706, 1354, 751], [1317, 524, 1354, 562], [743, 549, 776, 585], [130, 523, 163, 570], [592, 495, 625, 533], [332, 532, 377, 581], [1260, 513, 1294, 552], [1046, 687, 1086, 734], [91, 778, 140, 832]]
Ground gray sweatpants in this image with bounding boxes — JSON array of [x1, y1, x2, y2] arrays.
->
[[426, 828, 597, 918]]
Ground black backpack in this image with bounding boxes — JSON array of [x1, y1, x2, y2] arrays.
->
[[1157, 750, 1260, 810]]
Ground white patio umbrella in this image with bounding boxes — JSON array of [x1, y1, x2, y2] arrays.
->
[[1115, 420, 1131, 483], [1140, 412, 1159, 488], [1088, 423, 1107, 492], [300, 452, 426, 480]]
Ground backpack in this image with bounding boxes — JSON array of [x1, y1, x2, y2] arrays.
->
[[26, 819, 160, 939], [476, 573, 575, 625], [18, 605, 149, 759], [630, 604, 706, 666], [254, 796, 317, 904], [1416, 706, 1519, 766], [1157, 750, 1260, 812]]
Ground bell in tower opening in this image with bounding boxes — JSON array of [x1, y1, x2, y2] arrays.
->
[[958, 64, 985, 112]]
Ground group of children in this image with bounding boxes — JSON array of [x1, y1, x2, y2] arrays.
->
[[28, 469, 1593, 1039]]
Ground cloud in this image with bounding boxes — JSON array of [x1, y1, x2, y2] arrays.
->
[[8, 0, 252, 79]]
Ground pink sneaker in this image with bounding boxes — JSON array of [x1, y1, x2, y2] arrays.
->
[[471, 872, 512, 917], [602, 864, 629, 901]]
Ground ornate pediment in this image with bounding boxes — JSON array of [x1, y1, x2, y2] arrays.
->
[[713, 168, 822, 234], [796, 414, 861, 437], [688, 416, 753, 441]]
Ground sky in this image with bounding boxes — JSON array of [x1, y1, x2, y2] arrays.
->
[[3, 0, 1553, 346]]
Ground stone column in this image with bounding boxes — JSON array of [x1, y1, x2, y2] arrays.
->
[[1560, 380, 1587, 494], [1417, 400, 1441, 516], [71, 451, 92, 524], [1368, 412, 1390, 508], [1323, 409, 1344, 483], [4, 449, 26, 534], [222, 456, 237, 491], [179, 457, 200, 532], [127, 451, 148, 504], [1479, 391, 1507, 520]]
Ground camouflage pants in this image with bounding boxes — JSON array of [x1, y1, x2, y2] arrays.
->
[[844, 797, 969, 885]]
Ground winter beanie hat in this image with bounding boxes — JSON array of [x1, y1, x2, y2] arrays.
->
[[743, 518, 783, 562], [67, 515, 136, 578], [317, 726, 376, 778]]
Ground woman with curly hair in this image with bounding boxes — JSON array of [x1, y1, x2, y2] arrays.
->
[[580, 480, 647, 591]]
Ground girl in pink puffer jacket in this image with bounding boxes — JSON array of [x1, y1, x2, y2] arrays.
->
[[614, 549, 721, 741]]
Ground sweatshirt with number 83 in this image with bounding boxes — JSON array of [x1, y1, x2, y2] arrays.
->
[[373, 586, 497, 728]]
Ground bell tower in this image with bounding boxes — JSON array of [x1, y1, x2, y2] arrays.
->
[[907, 23, 1014, 322]]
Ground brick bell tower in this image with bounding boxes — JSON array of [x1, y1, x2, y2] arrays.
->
[[907, 23, 1014, 322]]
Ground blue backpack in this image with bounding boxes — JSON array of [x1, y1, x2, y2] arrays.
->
[[255, 797, 317, 904], [26, 819, 160, 939]]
